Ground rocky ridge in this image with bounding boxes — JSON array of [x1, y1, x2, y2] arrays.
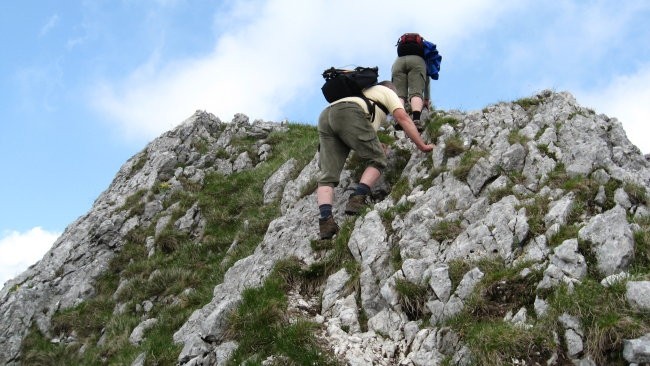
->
[[1, 90, 650, 365]]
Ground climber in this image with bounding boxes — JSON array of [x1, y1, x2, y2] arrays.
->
[[316, 80, 434, 240], [391, 32, 441, 131]]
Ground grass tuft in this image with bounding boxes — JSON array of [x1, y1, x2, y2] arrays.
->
[[425, 113, 459, 141], [394, 279, 431, 320], [431, 219, 464, 244], [443, 134, 464, 157], [452, 149, 487, 182], [514, 97, 541, 110]]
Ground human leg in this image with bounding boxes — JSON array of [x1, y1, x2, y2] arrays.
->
[[323, 103, 386, 216], [391, 57, 409, 105], [344, 166, 382, 215], [317, 184, 339, 239], [410, 96, 424, 118], [317, 185, 334, 215], [316, 106, 350, 239], [405, 55, 426, 115], [337, 116, 385, 215], [359, 166, 381, 188]]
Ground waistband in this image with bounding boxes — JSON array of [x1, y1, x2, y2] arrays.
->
[[329, 98, 365, 109]]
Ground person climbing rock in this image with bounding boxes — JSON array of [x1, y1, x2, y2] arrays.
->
[[316, 80, 434, 239]]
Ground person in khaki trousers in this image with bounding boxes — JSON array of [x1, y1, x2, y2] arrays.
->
[[391, 32, 429, 131], [316, 81, 434, 239]]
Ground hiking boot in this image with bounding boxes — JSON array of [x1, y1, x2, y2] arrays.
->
[[319, 215, 339, 239], [345, 194, 367, 215]]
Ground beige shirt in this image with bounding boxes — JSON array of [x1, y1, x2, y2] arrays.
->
[[331, 85, 403, 130]]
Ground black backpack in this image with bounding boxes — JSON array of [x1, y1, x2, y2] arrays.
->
[[396, 33, 424, 57], [321, 66, 388, 120]]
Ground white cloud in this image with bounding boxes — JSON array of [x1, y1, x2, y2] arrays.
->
[[576, 64, 650, 154], [39, 14, 60, 37], [0, 228, 60, 287], [575, 65, 650, 154], [90, 0, 519, 141]]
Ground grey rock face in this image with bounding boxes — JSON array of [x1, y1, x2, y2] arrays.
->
[[2, 91, 650, 365], [0, 111, 290, 364], [626, 281, 650, 311], [623, 333, 650, 363], [578, 205, 635, 276], [263, 158, 297, 204], [129, 318, 158, 345]]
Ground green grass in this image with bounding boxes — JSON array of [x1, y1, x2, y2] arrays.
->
[[394, 278, 431, 320], [425, 113, 459, 141], [518, 195, 549, 237], [383, 146, 412, 193], [414, 166, 446, 192], [443, 134, 464, 157], [546, 280, 650, 365], [624, 182, 649, 205], [486, 183, 514, 204], [514, 97, 541, 110], [444, 221, 650, 366], [191, 138, 210, 154], [447, 259, 472, 292], [389, 177, 411, 201], [445, 259, 554, 365], [507, 129, 529, 146], [431, 219, 463, 244], [631, 215, 650, 275], [302, 220, 359, 294], [127, 152, 148, 180], [225, 265, 340, 366], [120, 189, 148, 217], [224, 247, 363, 365], [548, 224, 581, 247], [457, 320, 557, 366], [452, 149, 487, 182], [545, 163, 622, 218]]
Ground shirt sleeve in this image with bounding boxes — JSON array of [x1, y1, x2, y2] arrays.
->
[[386, 89, 404, 114], [374, 86, 403, 114]]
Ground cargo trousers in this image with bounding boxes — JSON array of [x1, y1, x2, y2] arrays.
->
[[317, 100, 387, 187]]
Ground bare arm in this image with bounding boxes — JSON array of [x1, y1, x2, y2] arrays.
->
[[393, 108, 434, 152]]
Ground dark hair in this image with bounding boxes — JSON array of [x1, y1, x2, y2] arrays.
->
[[378, 80, 397, 92]]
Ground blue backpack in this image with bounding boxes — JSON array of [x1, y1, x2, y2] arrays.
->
[[423, 40, 442, 80]]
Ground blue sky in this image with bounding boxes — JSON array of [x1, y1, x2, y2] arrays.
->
[[1, 0, 650, 286]]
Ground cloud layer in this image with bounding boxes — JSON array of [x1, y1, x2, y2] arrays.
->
[[90, 0, 520, 140], [576, 64, 650, 153], [88, 1, 650, 153]]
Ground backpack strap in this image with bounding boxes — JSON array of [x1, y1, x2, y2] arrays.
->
[[359, 94, 389, 122]]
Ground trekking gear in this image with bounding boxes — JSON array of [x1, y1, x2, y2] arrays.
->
[[319, 215, 339, 239], [423, 40, 442, 80], [321, 66, 389, 121], [345, 194, 368, 215], [396, 33, 424, 57], [399, 33, 423, 46]]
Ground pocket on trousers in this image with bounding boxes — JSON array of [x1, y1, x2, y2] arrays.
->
[[358, 131, 377, 142]]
